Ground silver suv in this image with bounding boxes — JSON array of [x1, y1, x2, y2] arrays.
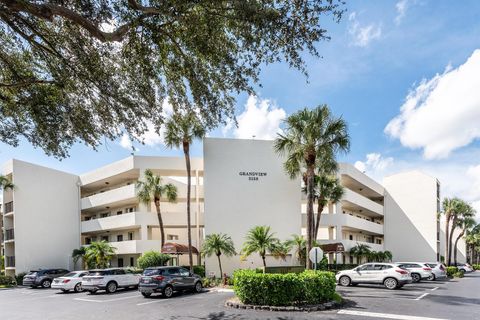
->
[[336, 263, 413, 290], [22, 269, 70, 288], [138, 267, 203, 298]]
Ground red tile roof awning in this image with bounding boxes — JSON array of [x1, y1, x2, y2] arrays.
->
[[161, 242, 199, 255], [319, 242, 345, 253]]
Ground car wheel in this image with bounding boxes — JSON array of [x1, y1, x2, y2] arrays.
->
[[74, 283, 83, 293], [41, 280, 52, 288], [141, 292, 152, 298], [106, 281, 118, 294], [427, 274, 435, 281], [411, 273, 421, 283], [384, 278, 398, 290], [339, 276, 351, 287], [194, 281, 203, 293], [163, 285, 174, 298]]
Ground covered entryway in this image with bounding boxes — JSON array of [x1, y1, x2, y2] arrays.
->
[[161, 242, 199, 266]]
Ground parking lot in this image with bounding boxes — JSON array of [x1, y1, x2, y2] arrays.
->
[[0, 272, 479, 320]]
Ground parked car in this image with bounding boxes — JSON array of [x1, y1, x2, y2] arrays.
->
[[456, 263, 474, 273], [425, 262, 447, 280], [51, 270, 89, 293], [22, 269, 70, 288], [395, 262, 433, 283], [138, 266, 203, 298], [336, 263, 412, 290], [82, 268, 141, 294]]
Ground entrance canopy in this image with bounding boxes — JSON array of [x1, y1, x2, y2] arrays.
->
[[319, 242, 345, 253], [161, 242, 199, 255]]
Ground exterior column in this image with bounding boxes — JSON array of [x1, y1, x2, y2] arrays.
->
[[195, 170, 201, 265]]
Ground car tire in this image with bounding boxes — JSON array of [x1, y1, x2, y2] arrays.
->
[[41, 280, 52, 288], [74, 283, 83, 293], [427, 274, 435, 281], [30, 286, 37, 289], [194, 281, 203, 293], [384, 278, 398, 290], [141, 292, 152, 298], [339, 276, 351, 287], [411, 273, 421, 283], [163, 285, 174, 298], [106, 281, 118, 294]]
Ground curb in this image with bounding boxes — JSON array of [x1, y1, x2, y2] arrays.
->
[[225, 298, 342, 312]]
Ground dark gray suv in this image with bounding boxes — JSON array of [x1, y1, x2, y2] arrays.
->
[[138, 267, 202, 298], [23, 269, 70, 288]]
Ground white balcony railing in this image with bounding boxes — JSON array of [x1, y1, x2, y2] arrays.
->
[[342, 189, 384, 216], [301, 213, 384, 235], [81, 184, 136, 210]]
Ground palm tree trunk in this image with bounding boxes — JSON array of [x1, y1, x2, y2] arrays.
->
[[306, 165, 315, 269], [314, 197, 325, 241], [183, 141, 194, 273], [262, 255, 267, 268], [217, 254, 223, 279], [448, 217, 457, 265], [445, 214, 450, 265], [453, 230, 464, 266], [155, 200, 165, 247]]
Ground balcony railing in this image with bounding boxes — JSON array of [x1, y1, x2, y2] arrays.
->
[[5, 229, 14, 241], [5, 256, 15, 267], [4, 201, 13, 214]]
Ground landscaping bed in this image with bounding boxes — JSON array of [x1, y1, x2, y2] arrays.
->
[[225, 296, 342, 312]]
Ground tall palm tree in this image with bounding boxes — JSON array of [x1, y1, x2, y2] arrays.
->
[[285, 234, 306, 265], [241, 226, 280, 268], [465, 225, 480, 264], [312, 174, 344, 240], [448, 199, 472, 265], [201, 233, 236, 278], [164, 111, 206, 273], [349, 243, 371, 264], [84, 241, 116, 269], [274, 106, 350, 268], [136, 169, 178, 247], [72, 247, 87, 270], [454, 212, 476, 265], [442, 197, 461, 265]]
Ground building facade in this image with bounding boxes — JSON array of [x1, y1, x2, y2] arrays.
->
[[1, 138, 464, 277]]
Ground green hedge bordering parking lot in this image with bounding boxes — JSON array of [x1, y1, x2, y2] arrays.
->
[[233, 270, 336, 306], [446, 266, 458, 277]]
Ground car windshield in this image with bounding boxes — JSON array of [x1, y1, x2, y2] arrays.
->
[[426, 263, 437, 268], [143, 269, 164, 276]]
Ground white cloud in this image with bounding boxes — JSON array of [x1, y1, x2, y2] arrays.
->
[[385, 49, 480, 159], [354, 153, 394, 178], [224, 95, 286, 140], [395, 0, 409, 25], [348, 12, 382, 47]]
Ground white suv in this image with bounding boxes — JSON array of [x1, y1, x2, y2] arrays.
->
[[336, 263, 412, 290], [395, 262, 433, 283], [82, 268, 141, 294]]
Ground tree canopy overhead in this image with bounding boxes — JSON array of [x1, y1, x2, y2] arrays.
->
[[0, 0, 346, 158]]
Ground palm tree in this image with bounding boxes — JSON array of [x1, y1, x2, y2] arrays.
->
[[349, 243, 371, 264], [384, 250, 393, 262], [136, 169, 178, 248], [274, 106, 350, 268], [201, 233, 236, 278], [241, 226, 280, 268], [453, 207, 476, 265], [0, 175, 14, 191], [271, 241, 291, 262], [285, 234, 306, 265], [465, 225, 480, 264], [447, 199, 473, 265], [72, 247, 87, 270], [312, 174, 344, 240], [84, 241, 116, 269], [164, 111, 206, 273], [442, 197, 461, 265]]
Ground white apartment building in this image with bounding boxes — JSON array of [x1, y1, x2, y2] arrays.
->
[[1, 138, 464, 277]]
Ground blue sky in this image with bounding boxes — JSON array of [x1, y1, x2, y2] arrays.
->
[[2, 0, 480, 211]]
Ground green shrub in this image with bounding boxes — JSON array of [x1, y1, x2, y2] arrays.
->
[[0, 275, 15, 286], [181, 265, 205, 277], [446, 266, 458, 277], [233, 269, 336, 306], [262, 266, 305, 274], [137, 251, 171, 269], [202, 277, 222, 288], [453, 271, 464, 278], [15, 272, 26, 285], [472, 264, 480, 271]]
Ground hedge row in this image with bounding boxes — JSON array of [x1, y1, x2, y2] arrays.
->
[[472, 264, 480, 271], [0, 275, 15, 286], [446, 266, 458, 277], [233, 270, 336, 306]]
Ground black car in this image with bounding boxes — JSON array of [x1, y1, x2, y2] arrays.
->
[[23, 269, 70, 288], [138, 266, 203, 298]]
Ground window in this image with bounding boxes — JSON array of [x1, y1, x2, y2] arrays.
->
[[167, 234, 179, 240], [349, 235, 353, 240], [85, 238, 91, 245], [84, 216, 91, 221], [101, 236, 109, 242], [179, 268, 190, 277], [375, 239, 382, 245], [126, 207, 135, 213], [117, 210, 123, 215], [128, 232, 134, 241], [357, 264, 374, 271], [100, 212, 110, 218], [117, 235, 123, 242], [374, 264, 392, 270], [167, 268, 180, 275], [130, 257, 134, 267], [118, 258, 124, 268], [114, 269, 125, 275]]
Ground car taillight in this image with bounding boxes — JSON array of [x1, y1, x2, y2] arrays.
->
[[153, 276, 165, 281], [423, 267, 432, 271], [395, 269, 408, 275], [62, 279, 71, 283]]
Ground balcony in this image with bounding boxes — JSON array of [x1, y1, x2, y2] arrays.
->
[[317, 239, 383, 253], [81, 184, 137, 210], [108, 240, 163, 255], [4, 201, 13, 215], [341, 189, 384, 217], [4, 229, 14, 242], [5, 256, 15, 268], [81, 211, 204, 233]]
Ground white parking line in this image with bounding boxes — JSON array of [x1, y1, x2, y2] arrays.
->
[[414, 293, 429, 300], [430, 287, 439, 291], [74, 298, 103, 303], [74, 294, 140, 303], [337, 310, 448, 320], [137, 299, 167, 306]]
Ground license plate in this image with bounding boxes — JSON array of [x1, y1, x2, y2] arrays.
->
[[54, 280, 60, 283], [143, 279, 151, 283]]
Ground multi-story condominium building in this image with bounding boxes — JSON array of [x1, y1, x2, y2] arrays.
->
[[1, 138, 464, 277]]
